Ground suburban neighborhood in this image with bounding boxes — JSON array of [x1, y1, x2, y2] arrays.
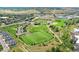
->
[[0, 7, 79, 52]]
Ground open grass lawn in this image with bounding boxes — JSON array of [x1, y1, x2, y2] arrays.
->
[[34, 19, 47, 25], [53, 19, 66, 27], [27, 25, 48, 33], [20, 31, 53, 45], [1, 25, 17, 38]]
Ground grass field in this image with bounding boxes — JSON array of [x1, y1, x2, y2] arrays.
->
[[20, 24, 53, 45], [34, 18, 47, 25], [27, 25, 48, 32], [1, 25, 17, 38], [20, 31, 53, 45], [52, 19, 65, 27]]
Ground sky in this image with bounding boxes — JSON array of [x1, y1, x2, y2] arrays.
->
[[0, 0, 79, 7]]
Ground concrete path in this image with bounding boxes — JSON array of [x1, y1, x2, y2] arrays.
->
[[47, 25, 63, 44]]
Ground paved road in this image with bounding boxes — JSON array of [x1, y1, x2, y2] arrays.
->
[[73, 44, 79, 52], [0, 21, 25, 28]]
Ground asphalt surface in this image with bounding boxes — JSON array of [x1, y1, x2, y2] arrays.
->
[[73, 44, 79, 52], [0, 21, 25, 28]]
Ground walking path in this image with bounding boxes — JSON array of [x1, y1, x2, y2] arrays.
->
[[47, 25, 63, 44]]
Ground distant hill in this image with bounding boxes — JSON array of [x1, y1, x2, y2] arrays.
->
[[0, 7, 78, 15]]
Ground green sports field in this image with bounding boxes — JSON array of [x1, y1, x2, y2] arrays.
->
[[20, 25, 53, 45], [20, 31, 53, 45]]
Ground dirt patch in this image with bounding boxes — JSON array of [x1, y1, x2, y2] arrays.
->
[[28, 40, 59, 52]]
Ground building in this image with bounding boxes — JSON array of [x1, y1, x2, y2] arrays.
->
[[0, 17, 9, 19], [0, 31, 16, 46], [0, 34, 9, 52], [71, 28, 79, 51], [16, 25, 24, 36], [55, 14, 66, 19], [72, 28, 79, 43]]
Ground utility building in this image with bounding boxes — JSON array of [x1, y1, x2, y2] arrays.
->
[[71, 28, 79, 51], [16, 25, 24, 36]]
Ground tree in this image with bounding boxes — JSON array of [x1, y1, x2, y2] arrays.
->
[[60, 28, 74, 51], [0, 45, 3, 51], [50, 25, 60, 32], [51, 46, 61, 52], [51, 27, 74, 52]]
